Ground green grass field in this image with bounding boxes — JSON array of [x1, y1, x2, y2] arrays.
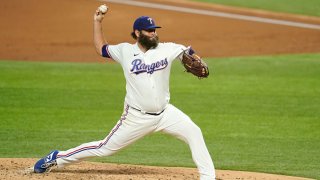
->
[[0, 54, 319, 179], [193, 0, 320, 17]]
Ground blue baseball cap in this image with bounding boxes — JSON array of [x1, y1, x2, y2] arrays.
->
[[133, 16, 162, 31]]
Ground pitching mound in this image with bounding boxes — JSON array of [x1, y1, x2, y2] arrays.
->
[[0, 158, 312, 180]]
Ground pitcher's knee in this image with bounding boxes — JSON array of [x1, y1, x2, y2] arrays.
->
[[98, 146, 117, 157], [192, 123, 202, 134], [185, 124, 204, 140]]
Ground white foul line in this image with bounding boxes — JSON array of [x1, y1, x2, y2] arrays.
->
[[102, 0, 320, 30]]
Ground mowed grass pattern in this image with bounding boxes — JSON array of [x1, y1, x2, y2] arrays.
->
[[0, 54, 319, 179], [193, 0, 320, 17]]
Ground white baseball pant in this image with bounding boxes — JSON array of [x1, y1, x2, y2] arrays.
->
[[56, 104, 215, 179]]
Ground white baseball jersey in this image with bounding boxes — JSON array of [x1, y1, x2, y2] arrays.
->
[[56, 42, 216, 179], [105, 42, 187, 113]]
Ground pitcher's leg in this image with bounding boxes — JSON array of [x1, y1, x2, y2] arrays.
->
[[56, 105, 155, 167], [156, 105, 215, 179]]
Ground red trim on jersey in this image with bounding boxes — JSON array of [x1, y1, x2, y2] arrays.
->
[[57, 105, 129, 158]]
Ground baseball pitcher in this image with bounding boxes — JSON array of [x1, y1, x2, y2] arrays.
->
[[34, 4, 215, 180]]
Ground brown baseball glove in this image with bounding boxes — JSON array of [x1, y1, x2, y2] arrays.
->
[[181, 50, 209, 78]]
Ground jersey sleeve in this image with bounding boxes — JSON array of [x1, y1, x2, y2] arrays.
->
[[164, 43, 188, 61], [102, 43, 127, 63]]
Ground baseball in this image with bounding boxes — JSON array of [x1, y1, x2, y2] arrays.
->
[[99, 4, 108, 14]]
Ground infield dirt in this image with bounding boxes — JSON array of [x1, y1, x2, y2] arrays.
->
[[0, 158, 314, 180], [0, 0, 319, 179], [1, 0, 320, 62]]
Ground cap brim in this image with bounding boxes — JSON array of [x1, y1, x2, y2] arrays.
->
[[146, 25, 161, 29]]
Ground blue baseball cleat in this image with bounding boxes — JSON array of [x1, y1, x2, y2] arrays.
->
[[34, 150, 59, 173]]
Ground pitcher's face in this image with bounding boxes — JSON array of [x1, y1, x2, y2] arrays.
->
[[138, 29, 159, 50]]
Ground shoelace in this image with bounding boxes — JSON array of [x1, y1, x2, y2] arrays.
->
[[41, 159, 57, 172]]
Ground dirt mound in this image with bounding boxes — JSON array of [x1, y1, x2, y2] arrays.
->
[[0, 158, 312, 180]]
